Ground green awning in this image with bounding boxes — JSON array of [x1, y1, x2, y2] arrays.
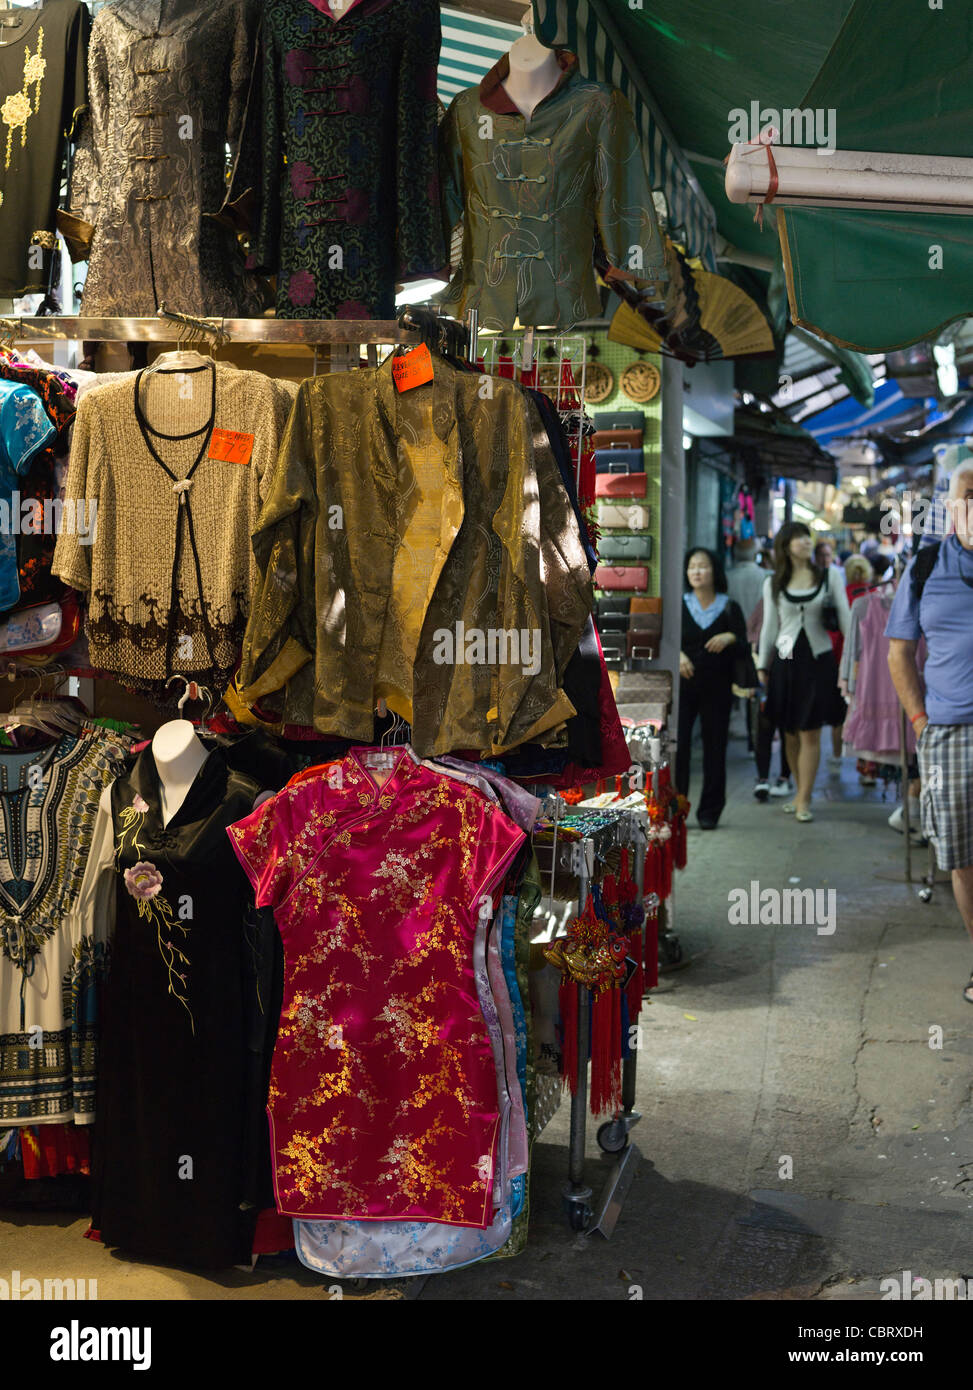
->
[[778, 0, 973, 351]]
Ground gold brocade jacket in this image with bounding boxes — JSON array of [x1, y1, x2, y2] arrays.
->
[[233, 355, 594, 757]]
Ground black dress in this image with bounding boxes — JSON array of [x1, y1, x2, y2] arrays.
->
[[676, 595, 748, 825], [91, 743, 275, 1268], [0, 0, 88, 297]]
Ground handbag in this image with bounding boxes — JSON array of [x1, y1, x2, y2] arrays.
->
[[0, 592, 81, 656], [595, 502, 650, 530], [595, 594, 631, 619], [595, 565, 649, 592], [592, 409, 644, 432], [594, 447, 643, 474], [598, 533, 652, 562], [627, 628, 660, 659], [821, 597, 840, 632], [594, 472, 647, 499], [591, 428, 643, 451]]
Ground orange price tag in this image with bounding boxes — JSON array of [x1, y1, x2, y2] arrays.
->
[[208, 429, 255, 465], [391, 343, 434, 393]]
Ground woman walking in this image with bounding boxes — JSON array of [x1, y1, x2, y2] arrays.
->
[[677, 547, 748, 830], [757, 522, 850, 822]]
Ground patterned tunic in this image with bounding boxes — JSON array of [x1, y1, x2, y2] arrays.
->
[[253, 0, 445, 319], [0, 729, 132, 1126], [228, 748, 525, 1227]]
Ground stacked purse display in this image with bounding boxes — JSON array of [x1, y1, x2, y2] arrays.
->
[[596, 595, 662, 662], [592, 409, 654, 626]]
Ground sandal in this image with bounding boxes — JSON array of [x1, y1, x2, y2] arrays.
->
[[796, 808, 814, 823], [963, 971, 973, 1005], [782, 802, 796, 814]]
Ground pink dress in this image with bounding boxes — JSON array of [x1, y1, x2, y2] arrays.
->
[[844, 590, 917, 758], [227, 747, 524, 1229]]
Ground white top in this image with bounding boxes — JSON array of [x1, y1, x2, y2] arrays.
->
[[757, 568, 850, 670]]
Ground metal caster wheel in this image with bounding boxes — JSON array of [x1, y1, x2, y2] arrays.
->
[[567, 1202, 591, 1232], [596, 1120, 628, 1154]]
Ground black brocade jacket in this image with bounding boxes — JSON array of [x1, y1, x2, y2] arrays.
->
[[247, 0, 446, 319]]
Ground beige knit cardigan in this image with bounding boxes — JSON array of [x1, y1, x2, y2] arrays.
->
[[53, 363, 296, 699]]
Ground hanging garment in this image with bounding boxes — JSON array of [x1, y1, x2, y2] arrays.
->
[[843, 588, 917, 759], [227, 747, 525, 1228], [250, 0, 445, 319], [0, 358, 77, 611], [0, 380, 56, 612], [438, 51, 667, 331], [0, 729, 132, 1127], [0, 0, 88, 297], [234, 355, 593, 756], [291, 892, 530, 1278], [53, 362, 296, 700], [67, 0, 266, 316], [89, 743, 269, 1269]]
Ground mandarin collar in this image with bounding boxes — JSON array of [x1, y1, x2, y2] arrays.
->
[[478, 49, 578, 116], [375, 349, 458, 447]]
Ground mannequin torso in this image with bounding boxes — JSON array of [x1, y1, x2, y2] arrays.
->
[[152, 720, 210, 826], [501, 35, 561, 120]]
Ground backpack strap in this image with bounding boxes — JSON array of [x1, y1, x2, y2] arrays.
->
[[910, 541, 941, 604]]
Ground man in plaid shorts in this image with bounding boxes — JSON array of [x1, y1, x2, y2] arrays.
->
[[887, 462, 973, 1003]]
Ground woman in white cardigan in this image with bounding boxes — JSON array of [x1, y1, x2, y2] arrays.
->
[[757, 522, 851, 821]]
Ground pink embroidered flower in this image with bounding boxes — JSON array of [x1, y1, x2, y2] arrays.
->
[[124, 862, 163, 900], [132, 794, 149, 814], [340, 187, 370, 225], [288, 270, 316, 308], [336, 299, 371, 320], [476, 1154, 492, 1184], [340, 75, 370, 115], [284, 48, 312, 87], [289, 161, 316, 200]]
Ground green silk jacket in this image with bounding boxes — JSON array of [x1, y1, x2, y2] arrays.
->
[[233, 354, 594, 757], [438, 51, 668, 332]]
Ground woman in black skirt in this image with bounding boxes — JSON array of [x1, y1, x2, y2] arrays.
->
[[756, 522, 850, 822], [676, 547, 748, 829]]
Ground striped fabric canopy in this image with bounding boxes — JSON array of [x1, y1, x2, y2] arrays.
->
[[439, 6, 522, 106], [532, 0, 719, 268]]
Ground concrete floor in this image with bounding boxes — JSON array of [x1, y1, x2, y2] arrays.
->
[[3, 722, 972, 1300]]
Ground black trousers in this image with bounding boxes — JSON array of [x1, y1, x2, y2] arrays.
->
[[676, 680, 732, 823], [754, 698, 792, 782]]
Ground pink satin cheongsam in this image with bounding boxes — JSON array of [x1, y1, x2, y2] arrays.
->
[[227, 746, 525, 1228]]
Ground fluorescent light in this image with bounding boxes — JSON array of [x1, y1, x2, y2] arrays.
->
[[396, 279, 449, 306], [682, 434, 692, 450]]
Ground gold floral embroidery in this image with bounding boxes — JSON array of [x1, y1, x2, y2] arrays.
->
[[375, 1117, 485, 1222], [2, 28, 45, 171]]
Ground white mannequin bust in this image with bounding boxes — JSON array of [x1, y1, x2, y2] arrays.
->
[[502, 12, 560, 120], [152, 719, 210, 827]]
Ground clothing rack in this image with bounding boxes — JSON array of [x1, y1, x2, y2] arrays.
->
[[532, 804, 647, 1236]]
